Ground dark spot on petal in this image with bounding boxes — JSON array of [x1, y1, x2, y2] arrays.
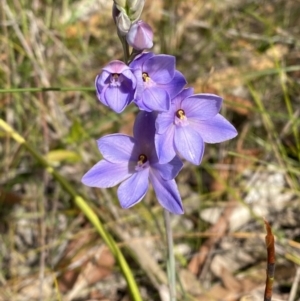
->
[[111, 73, 119, 82], [176, 109, 185, 119], [138, 154, 147, 165], [142, 72, 150, 82]]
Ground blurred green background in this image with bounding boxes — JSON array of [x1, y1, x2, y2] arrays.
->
[[0, 0, 299, 300]]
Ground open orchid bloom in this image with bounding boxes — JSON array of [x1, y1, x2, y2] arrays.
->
[[95, 60, 136, 113], [155, 88, 238, 165], [129, 52, 187, 112], [82, 111, 184, 214]]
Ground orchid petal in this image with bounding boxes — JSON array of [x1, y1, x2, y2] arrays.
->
[[155, 127, 176, 164], [95, 71, 110, 89], [157, 71, 187, 99], [155, 109, 175, 134], [142, 87, 170, 112], [98, 86, 109, 106], [81, 160, 131, 188], [103, 85, 130, 113], [174, 126, 205, 165], [117, 168, 149, 208], [183, 94, 223, 120], [171, 87, 194, 107], [121, 69, 137, 88], [102, 60, 129, 74], [143, 55, 175, 84], [190, 114, 238, 143], [129, 52, 154, 70], [132, 68, 144, 97], [150, 170, 183, 214], [98, 134, 137, 163], [153, 155, 183, 180]]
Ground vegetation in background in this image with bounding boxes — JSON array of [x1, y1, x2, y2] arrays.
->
[[0, 0, 299, 300]]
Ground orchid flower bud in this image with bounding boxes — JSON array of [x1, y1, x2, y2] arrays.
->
[[127, 0, 145, 22], [113, 0, 126, 8], [126, 20, 153, 50], [113, 4, 131, 35], [113, 0, 145, 23]]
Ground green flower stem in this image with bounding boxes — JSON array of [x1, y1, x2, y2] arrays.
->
[[0, 118, 142, 301], [0, 87, 95, 93], [117, 32, 130, 64], [164, 209, 176, 301]]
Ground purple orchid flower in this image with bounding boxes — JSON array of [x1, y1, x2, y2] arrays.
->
[[126, 20, 153, 50], [82, 111, 184, 214], [155, 88, 238, 165], [129, 52, 187, 112], [95, 60, 137, 113]]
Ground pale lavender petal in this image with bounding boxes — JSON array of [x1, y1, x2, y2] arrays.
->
[[142, 87, 170, 112], [99, 86, 109, 106], [155, 109, 175, 134], [96, 74, 110, 106], [82, 160, 131, 188], [95, 71, 110, 89], [121, 69, 137, 88], [190, 114, 238, 143], [134, 98, 152, 112], [183, 94, 223, 120], [152, 155, 183, 180], [157, 71, 187, 99], [132, 68, 144, 103], [143, 55, 175, 84], [117, 168, 149, 208], [103, 86, 130, 113], [174, 126, 205, 165], [98, 134, 136, 163], [149, 169, 183, 214], [129, 52, 154, 69], [155, 127, 176, 164], [171, 87, 194, 106], [102, 60, 129, 74]]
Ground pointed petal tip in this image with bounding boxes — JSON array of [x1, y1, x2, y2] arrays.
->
[[81, 174, 91, 187], [165, 207, 184, 215]]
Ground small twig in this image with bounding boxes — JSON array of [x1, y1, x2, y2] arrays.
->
[[264, 219, 276, 301]]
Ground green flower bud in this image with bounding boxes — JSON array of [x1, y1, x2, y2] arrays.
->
[[113, 0, 145, 22], [128, 0, 145, 22], [113, 5, 131, 36], [113, 0, 126, 9]]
